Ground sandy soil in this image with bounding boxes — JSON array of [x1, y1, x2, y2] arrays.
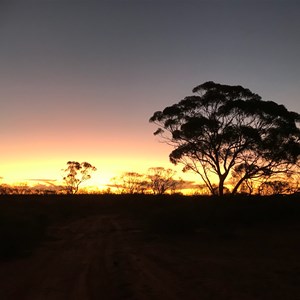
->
[[0, 214, 299, 300]]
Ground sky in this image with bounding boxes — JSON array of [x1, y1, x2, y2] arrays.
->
[[1, 0, 300, 190]]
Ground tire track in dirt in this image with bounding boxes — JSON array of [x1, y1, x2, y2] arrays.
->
[[2, 214, 299, 300], [0, 216, 123, 299], [108, 218, 199, 300], [0, 215, 197, 300]]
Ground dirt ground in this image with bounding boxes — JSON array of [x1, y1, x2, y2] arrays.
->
[[0, 214, 299, 300]]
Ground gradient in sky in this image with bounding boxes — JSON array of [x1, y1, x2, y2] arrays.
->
[[1, 0, 300, 189]]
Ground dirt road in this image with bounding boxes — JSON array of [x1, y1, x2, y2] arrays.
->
[[0, 214, 299, 300], [0, 215, 197, 300]]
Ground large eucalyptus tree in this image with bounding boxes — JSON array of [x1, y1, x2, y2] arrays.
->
[[150, 82, 300, 195]]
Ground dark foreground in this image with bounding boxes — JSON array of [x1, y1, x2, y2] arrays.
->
[[0, 194, 300, 300]]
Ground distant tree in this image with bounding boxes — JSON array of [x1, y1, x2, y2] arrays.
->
[[12, 183, 31, 194], [147, 167, 180, 195], [150, 81, 300, 196], [258, 180, 292, 195], [238, 179, 255, 195], [62, 161, 97, 194], [0, 184, 9, 195], [111, 172, 147, 194]]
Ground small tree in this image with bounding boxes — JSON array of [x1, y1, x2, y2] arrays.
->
[[147, 167, 179, 194], [150, 81, 300, 196], [111, 172, 147, 194], [63, 161, 97, 194], [258, 180, 292, 195]]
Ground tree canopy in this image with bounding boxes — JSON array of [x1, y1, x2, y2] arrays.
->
[[63, 161, 97, 194], [111, 172, 148, 194], [110, 167, 183, 195], [150, 81, 300, 195], [147, 167, 180, 195]]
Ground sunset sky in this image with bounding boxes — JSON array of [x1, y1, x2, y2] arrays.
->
[[1, 0, 300, 190]]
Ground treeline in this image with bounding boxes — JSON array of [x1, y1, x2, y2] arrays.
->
[[1, 172, 299, 196], [0, 166, 191, 196]]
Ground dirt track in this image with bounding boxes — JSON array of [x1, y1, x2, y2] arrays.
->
[[0, 214, 300, 300], [0, 215, 198, 300]]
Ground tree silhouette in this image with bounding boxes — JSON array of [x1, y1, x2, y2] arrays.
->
[[258, 180, 292, 195], [150, 81, 300, 196], [111, 172, 147, 194], [63, 161, 97, 194], [147, 167, 180, 195]]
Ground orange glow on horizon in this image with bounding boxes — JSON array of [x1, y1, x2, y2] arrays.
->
[[0, 147, 201, 193]]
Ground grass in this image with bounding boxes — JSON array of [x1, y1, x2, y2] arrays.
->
[[0, 193, 300, 260]]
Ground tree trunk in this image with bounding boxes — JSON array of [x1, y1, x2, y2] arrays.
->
[[218, 175, 226, 196], [232, 175, 249, 195]]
